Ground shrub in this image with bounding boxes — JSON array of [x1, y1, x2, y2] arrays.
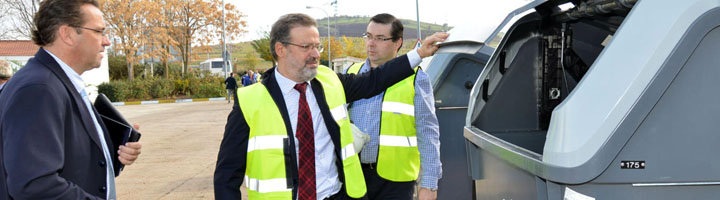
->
[[98, 81, 131, 102], [149, 79, 174, 98], [188, 75, 224, 98], [108, 55, 146, 80], [98, 73, 227, 102], [129, 80, 150, 100], [108, 55, 127, 80]]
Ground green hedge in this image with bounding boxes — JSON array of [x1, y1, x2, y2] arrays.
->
[[98, 74, 229, 102], [97, 81, 130, 102]]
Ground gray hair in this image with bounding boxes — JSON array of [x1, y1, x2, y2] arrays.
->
[[269, 13, 317, 60]]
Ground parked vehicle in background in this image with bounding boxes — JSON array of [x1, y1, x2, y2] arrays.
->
[[199, 58, 232, 77]]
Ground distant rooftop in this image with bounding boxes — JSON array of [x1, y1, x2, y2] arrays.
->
[[0, 40, 39, 57]]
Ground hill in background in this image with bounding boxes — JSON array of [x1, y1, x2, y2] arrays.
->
[[316, 15, 450, 39], [194, 16, 449, 71]]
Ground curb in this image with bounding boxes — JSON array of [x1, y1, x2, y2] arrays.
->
[[111, 97, 229, 106]]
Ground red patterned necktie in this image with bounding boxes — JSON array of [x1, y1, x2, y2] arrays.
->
[[294, 83, 316, 200]]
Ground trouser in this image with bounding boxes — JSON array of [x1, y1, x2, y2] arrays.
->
[[226, 89, 235, 103], [361, 163, 415, 200]]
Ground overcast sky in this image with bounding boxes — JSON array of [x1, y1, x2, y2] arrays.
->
[[230, 0, 532, 41], [0, 0, 532, 42]]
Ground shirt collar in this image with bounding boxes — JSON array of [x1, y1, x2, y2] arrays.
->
[[361, 58, 373, 73], [44, 49, 86, 95], [274, 66, 311, 96]]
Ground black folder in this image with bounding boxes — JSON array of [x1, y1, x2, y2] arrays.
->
[[93, 93, 141, 174]]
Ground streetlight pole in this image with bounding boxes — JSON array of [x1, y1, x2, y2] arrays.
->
[[416, 0, 421, 46], [222, 0, 228, 78], [306, 6, 331, 69]]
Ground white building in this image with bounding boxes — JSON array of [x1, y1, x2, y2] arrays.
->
[[0, 40, 109, 101], [331, 56, 364, 73]]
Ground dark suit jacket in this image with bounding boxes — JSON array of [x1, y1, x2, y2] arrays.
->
[[214, 55, 414, 200], [0, 49, 120, 199]]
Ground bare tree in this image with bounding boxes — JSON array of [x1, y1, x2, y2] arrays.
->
[[168, 0, 245, 75], [0, 2, 13, 39], [102, 0, 150, 81], [100, 0, 246, 79], [1, 0, 41, 39]]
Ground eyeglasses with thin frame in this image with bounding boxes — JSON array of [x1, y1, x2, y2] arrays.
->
[[73, 26, 107, 37], [283, 42, 324, 53], [362, 32, 394, 42]]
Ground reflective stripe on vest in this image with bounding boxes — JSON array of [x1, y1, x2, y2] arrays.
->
[[330, 104, 349, 121], [347, 62, 421, 182], [341, 143, 357, 160], [247, 135, 287, 152], [378, 135, 418, 147], [237, 83, 292, 200], [245, 176, 292, 194], [381, 101, 415, 116], [237, 66, 366, 199]]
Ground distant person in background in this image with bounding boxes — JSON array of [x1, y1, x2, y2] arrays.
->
[[253, 70, 262, 82], [241, 70, 255, 86], [224, 72, 238, 104], [0, 60, 12, 92]]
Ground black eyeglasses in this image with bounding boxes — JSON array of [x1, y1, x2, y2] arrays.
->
[[73, 26, 106, 36], [362, 33, 394, 42], [283, 42, 324, 53]]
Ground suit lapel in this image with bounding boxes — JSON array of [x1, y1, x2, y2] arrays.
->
[[310, 75, 348, 184], [33, 49, 104, 149], [262, 68, 294, 140], [261, 68, 299, 195], [310, 79, 342, 155]]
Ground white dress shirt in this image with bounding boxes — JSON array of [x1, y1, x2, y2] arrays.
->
[[274, 67, 341, 200]]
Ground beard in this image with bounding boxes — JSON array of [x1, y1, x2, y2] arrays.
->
[[297, 57, 318, 82]]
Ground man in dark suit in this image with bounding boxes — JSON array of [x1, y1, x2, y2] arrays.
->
[[0, 0, 142, 199], [213, 13, 447, 200]]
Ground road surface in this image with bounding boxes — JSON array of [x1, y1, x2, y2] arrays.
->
[[114, 101, 248, 199]]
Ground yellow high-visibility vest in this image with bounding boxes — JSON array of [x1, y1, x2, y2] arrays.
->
[[237, 66, 366, 199], [347, 62, 420, 182]]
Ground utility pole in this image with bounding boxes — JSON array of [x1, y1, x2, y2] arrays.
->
[[306, 6, 331, 69], [332, 0, 337, 47], [149, 40, 154, 78]]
